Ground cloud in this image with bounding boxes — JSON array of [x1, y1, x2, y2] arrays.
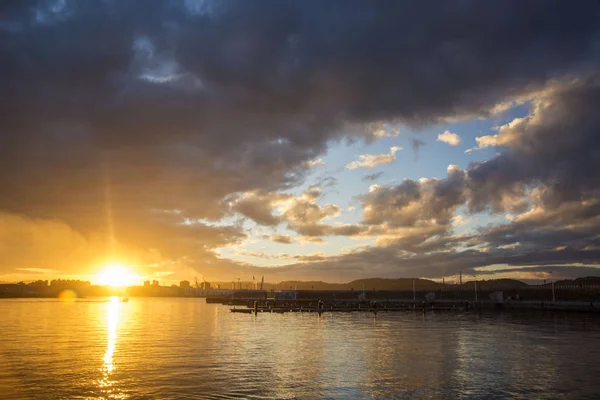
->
[[368, 122, 400, 137], [362, 172, 384, 181], [0, 212, 96, 275], [451, 215, 469, 226], [368, 77, 600, 227], [259, 214, 600, 280], [247, 188, 376, 239], [2, 1, 600, 280], [264, 234, 293, 244], [230, 187, 372, 240], [465, 130, 514, 153], [437, 130, 461, 146], [0, 210, 246, 279], [360, 165, 467, 228], [298, 236, 325, 244], [235, 249, 327, 263], [230, 192, 290, 226], [303, 186, 323, 200], [409, 138, 426, 160], [305, 158, 325, 168], [316, 176, 338, 188], [345, 146, 402, 170], [283, 198, 341, 236], [466, 77, 600, 213], [286, 78, 600, 281]]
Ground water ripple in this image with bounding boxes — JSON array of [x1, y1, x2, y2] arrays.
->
[[1, 298, 600, 399]]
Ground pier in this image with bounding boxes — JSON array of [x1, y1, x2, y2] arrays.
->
[[230, 301, 462, 314], [227, 300, 600, 314], [205, 288, 600, 315]]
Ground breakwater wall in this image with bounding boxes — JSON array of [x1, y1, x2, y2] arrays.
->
[[207, 288, 600, 313]]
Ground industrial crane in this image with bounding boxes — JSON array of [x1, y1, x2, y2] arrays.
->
[[195, 276, 209, 290]]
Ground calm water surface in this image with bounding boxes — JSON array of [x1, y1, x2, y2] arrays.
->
[[1, 297, 599, 399]]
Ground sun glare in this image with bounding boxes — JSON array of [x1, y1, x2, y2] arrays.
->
[[97, 263, 138, 287]]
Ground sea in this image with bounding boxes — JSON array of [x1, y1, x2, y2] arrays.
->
[[1, 297, 599, 399]]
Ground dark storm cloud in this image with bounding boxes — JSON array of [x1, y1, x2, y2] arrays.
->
[[2, 0, 600, 276], [467, 77, 600, 213]]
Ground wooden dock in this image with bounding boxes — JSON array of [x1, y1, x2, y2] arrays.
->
[[230, 303, 463, 314], [227, 300, 600, 314]]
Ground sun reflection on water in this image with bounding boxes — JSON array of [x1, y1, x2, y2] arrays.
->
[[98, 296, 121, 396]]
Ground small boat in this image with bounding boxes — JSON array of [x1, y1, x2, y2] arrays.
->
[[121, 297, 129, 302], [230, 308, 253, 313]]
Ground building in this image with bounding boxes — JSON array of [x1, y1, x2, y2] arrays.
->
[[180, 280, 191, 289]]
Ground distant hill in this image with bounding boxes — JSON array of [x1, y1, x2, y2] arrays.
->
[[346, 278, 443, 291], [276, 278, 444, 291], [212, 278, 444, 291], [463, 278, 528, 290], [211, 277, 534, 291], [556, 276, 600, 285]]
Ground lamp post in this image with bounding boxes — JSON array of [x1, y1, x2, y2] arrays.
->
[[474, 276, 478, 301], [412, 278, 416, 302]]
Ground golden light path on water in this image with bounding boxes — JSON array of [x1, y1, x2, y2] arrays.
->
[[98, 296, 122, 398]]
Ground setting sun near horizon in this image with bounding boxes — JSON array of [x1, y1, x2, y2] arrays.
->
[[96, 263, 139, 287]]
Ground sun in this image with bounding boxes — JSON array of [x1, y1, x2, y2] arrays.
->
[[96, 263, 139, 287]]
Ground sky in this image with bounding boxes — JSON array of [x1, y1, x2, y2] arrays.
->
[[2, 0, 600, 285]]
